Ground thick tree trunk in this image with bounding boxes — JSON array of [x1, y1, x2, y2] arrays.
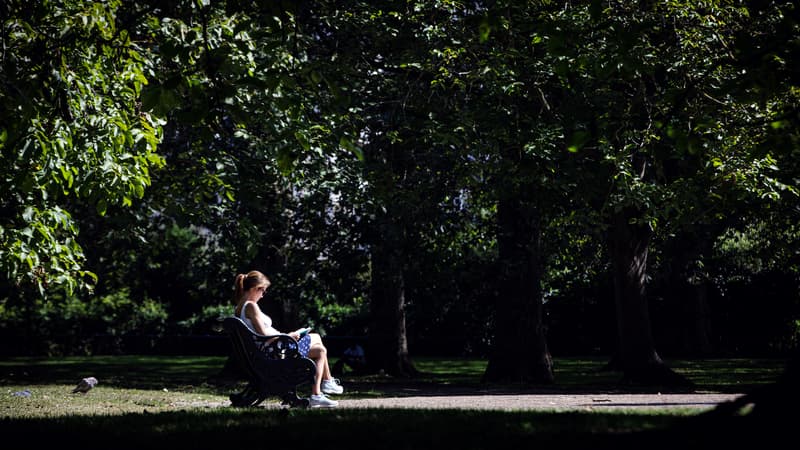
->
[[608, 209, 689, 385], [366, 218, 417, 377], [483, 192, 553, 384]]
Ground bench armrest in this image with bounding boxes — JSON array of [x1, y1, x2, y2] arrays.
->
[[223, 317, 304, 360], [253, 333, 302, 359]]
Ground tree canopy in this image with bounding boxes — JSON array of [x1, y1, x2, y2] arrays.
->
[[1, 1, 798, 378]]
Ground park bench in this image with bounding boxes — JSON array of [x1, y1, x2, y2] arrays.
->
[[222, 316, 316, 408]]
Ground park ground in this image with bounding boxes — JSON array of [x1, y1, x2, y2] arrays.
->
[[0, 355, 792, 449]]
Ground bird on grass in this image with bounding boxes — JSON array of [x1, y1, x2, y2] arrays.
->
[[72, 377, 98, 394]]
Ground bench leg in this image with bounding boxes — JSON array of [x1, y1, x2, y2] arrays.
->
[[280, 391, 310, 408], [230, 384, 265, 407]]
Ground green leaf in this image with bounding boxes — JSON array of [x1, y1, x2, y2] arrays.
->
[[295, 131, 311, 151], [276, 148, 296, 175], [339, 137, 364, 161], [478, 18, 491, 43], [96, 199, 108, 216], [566, 131, 591, 153]]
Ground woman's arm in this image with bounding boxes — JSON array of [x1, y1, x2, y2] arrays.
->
[[244, 303, 304, 343], [244, 302, 272, 335]]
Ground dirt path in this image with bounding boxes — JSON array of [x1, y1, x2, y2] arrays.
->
[[210, 379, 747, 411], [335, 392, 743, 411], [181, 391, 744, 411]]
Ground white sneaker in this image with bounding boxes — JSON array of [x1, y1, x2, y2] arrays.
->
[[321, 378, 344, 395], [310, 394, 338, 408]]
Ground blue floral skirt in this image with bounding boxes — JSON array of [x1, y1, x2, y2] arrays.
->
[[298, 335, 311, 357]]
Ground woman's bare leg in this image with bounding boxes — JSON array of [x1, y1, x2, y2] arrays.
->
[[307, 335, 334, 395], [308, 334, 332, 379]]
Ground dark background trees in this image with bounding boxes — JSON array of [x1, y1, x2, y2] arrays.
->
[[1, 1, 798, 385]]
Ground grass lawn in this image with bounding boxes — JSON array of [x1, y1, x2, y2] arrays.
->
[[0, 355, 790, 449]]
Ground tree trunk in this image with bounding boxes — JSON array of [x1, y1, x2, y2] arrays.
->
[[483, 191, 553, 384], [608, 208, 689, 385], [366, 217, 417, 377]]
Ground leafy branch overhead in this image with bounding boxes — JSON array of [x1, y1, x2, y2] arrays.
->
[[0, 2, 797, 370]]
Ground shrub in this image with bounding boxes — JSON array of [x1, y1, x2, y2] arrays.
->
[[0, 289, 167, 355], [176, 303, 232, 335]]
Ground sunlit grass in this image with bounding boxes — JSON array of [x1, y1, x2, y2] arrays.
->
[[1, 384, 225, 418], [0, 354, 787, 419]]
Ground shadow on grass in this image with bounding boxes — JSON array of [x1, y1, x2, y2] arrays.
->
[[1, 355, 789, 398], [0, 355, 227, 390], [0, 407, 791, 450], [353, 356, 788, 397]]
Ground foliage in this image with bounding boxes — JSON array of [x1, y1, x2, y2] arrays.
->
[[1, 0, 165, 296], [175, 303, 232, 335], [713, 218, 800, 281], [0, 288, 167, 355], [128, 0, 370, 332], [1, 0, 799, 360], [709, 214, 800, 354]]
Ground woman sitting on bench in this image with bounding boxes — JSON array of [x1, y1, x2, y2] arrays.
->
[[233, 270, 344, 408]]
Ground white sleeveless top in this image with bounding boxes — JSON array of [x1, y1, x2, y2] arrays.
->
[[239, 302, 281, 335]]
